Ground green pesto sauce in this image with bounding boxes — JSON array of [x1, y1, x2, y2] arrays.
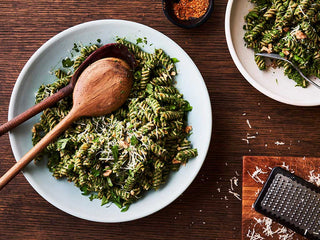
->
[[62, 57, 74, 68], [72, 43, 79, 52], [136, 37, 148, 45]]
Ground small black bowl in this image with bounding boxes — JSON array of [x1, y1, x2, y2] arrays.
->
[[162, 0, 214, 29]]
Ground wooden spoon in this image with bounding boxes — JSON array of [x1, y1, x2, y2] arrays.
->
[[0, 43, 135, 136], [0, 57, 133, 190]]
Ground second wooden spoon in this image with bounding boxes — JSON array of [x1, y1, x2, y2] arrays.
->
[[0, 57, 133, 190]]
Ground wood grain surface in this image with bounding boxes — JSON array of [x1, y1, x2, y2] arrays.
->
[[1, 1, 320, 239], [242, 156, 320, 240]]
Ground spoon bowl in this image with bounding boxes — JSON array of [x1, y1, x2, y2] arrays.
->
[[73, 57, 133, 117], [70, 43, 136, 88]]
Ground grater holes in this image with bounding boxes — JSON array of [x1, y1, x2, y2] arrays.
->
[[258, 172, 320, 239]]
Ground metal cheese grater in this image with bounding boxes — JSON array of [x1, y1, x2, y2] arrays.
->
[[254, 167, 320, 240]]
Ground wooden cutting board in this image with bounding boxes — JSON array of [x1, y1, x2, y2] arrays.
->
[[242, 156, 320, 240]]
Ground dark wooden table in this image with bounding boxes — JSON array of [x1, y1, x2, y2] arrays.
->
[[1, 1, 320, 239]]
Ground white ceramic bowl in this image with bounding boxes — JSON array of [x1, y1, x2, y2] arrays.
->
[[225, 0, 320, 106], [8, 20, 212, 222]]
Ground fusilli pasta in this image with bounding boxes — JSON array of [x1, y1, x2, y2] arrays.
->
[[244, 0, 320, 87], [32, 39, 197, 211]]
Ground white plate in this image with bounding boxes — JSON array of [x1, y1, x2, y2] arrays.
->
[[8, 20, 212, 222], [225, 0, 320, 106]]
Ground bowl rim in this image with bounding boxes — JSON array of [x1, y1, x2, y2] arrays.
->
[[8, 19, 212, 222], [225, 0, 320, 107], [162, 0, 214, 29]]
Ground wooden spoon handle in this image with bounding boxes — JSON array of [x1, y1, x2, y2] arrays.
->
[[0, 109, 78, 190], [0, 84, 73, 136]]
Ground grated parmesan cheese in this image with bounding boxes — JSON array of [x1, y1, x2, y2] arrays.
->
[[252, 217, 295, 240], [246, 119, 252, 128], [230, 176, 239, 191], [228, 175, 241, 200], [247, 166, 267, 184], [247, 228, 264, 240], [275, 141, 285, 146], [242, 138, 250, 144], [242, 133, 258, 145], [281, 162, 289, 171], [280, 162, 295, 173], [255, 188, 260, 196], [290, 25, 300, 38], [308, 170, 320, 187], [228, 189, 241, 201], [247, 135, 256, 139], [298, 5, 308, 18]]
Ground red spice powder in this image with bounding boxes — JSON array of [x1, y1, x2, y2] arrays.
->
[[173, 0, 209, 21]]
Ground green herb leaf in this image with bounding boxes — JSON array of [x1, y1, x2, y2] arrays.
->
[[293, 54, 304, 64], [57, 138, 69, 150], [89, 193, 98, 201], [62, 57, 74, 68], [136, 38, 143, 44], [101, 195, 109, 206], [131, 135, 139, 146], [113, 201, 122, 209], [68, 163, 74, 170], [121, 205, 130, 212], [110, 191, 122, 208], [134, 70, 142, 80], [171, 58, 179, 63], [80, 185, 90, 196], [107, 177, 113, 187], [72, 43, 79, 52], [183, 102, 193, 112], [91, 169, 100, 177], [146, 84, 153, 95], [112, 145, 119, 161], [169, 105, 176, 110]]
